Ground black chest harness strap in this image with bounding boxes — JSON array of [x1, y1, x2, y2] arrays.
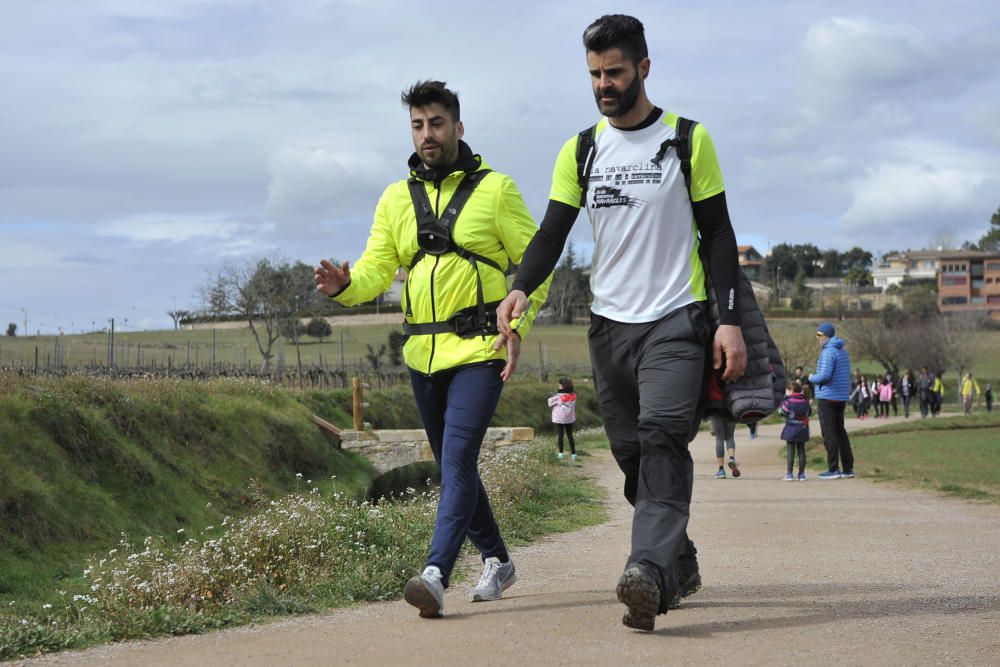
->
[[403, 170, 505, 339], [576, 116, 697, 205]]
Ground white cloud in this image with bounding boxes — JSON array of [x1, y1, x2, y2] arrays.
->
[[840, 139, 999, 245], [95, 214, 243, 243], [801, 17, 932, 101], [265, 145, 390, 227]]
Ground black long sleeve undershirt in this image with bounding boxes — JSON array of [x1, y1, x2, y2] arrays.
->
[[512, 192, 742, 326]]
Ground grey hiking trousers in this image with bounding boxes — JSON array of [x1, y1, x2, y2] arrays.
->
[[588, 302, 709, 612]]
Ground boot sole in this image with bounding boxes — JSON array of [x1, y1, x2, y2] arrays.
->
[[728, 461, 741, 477], [404, 577, 442, 618], [617, 569, 659, 631]]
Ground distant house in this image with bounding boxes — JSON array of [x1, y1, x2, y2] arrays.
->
[[872, 250, 940, 290], [937, 251, 1000, 320], [737, 245, 764, 281]]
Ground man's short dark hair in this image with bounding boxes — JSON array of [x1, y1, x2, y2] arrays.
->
[[401, 80, 460, 122], [582, 14, 648, 64]]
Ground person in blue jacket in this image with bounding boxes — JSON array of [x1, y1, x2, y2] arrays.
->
[[808, 322, 855, 480]]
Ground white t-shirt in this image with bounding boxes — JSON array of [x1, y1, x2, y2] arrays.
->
[[549, 111, 725, 323]]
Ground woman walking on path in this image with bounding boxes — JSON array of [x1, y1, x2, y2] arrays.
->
[[850, 374, 871, 420], [548, 378, 578, 460], [900, 371, 914, 418], [709, 415, 741, 479], [779, 380, 811, 481], [931, 373, 944, 416]]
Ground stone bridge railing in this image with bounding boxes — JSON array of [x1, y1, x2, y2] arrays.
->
[[331, 425, 535, 474]]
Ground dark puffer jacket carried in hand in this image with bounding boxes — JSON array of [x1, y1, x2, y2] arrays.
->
[[700, 268, 787, 427]]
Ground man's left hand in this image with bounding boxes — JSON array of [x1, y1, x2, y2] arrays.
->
[[493, 331, 521, 382], [714, 324, 747, 382]]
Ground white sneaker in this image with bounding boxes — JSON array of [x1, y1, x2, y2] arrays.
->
[[405, 565, 444, 617], [470, 557, 517, 602], [557, 452, 564, 459]]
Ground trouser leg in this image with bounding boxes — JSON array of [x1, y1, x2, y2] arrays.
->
[[556, 423, 565, 452], [796, 442, 806, 475], [710, 414, 726, 460], [786, 443, 794, 472], [566, 423, 576, 455], [831, 400, 853, 471], [589, 304, 707, 612], [818, 399, 841, 472], [409, 364, 508, 587]]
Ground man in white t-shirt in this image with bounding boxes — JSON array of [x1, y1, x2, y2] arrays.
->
[[496, 14, 747, 631]]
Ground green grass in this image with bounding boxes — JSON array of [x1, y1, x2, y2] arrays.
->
[[0, 437, 607, 661], [800, 412, 1000, 502], [0, 373, 375, 614]]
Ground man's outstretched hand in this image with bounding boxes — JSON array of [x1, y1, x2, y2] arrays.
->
[[714, 324, 747, 383], [315, 259, 351, 296]]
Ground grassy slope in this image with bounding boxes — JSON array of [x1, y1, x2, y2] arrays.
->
[[0, 375, 373, 607]]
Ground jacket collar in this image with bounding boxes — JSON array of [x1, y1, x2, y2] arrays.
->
[[407, 140, 481, 184]]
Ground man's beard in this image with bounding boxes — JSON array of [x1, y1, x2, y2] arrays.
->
[[421, 135, 458, 167], [594, 72, 641, 118]]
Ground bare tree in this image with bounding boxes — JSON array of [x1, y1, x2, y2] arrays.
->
[[845, 318, 909, 377], [938, 312, 989, 395], [771, 324, 819, 374], [927, 228, 957, 252], [199, 273, 232, 321], [202, 258, 314, 373], [847, 311, 987, 384], [545, 242, 589, 324], [167, 309, 191, 330]]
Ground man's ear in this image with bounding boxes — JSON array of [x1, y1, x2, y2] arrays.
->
[[639, 57, 650, 80], [457, 120, 465, 140]]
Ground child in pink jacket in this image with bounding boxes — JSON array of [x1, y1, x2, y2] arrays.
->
[[878, 376, 894, 418], [548, 378, 577, 460]]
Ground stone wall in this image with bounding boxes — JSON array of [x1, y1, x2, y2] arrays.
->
[[339, 427, 534, 474]]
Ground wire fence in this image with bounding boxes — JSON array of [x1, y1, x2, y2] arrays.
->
[[0, 334, 595, 389]]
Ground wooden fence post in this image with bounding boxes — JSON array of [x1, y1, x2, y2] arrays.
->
[[352, 377, 370, 430]]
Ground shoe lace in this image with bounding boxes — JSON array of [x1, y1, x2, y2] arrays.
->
[[477, 559, 500, 588]]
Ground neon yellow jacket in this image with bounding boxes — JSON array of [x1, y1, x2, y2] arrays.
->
[[334, 152, 550, 375], [960, 376, 981, 398]]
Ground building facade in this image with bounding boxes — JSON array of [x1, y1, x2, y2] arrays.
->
[[738, 245, 764, 281], [937, 251, 1000, 320]]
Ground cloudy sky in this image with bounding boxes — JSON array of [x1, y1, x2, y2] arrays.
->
[[2, 0, 998, 333]]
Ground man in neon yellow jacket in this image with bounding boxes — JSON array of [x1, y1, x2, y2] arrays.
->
[[315, 80, 549, 618]]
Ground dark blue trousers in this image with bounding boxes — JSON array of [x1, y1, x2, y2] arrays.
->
[[409, 363, 509, 587]]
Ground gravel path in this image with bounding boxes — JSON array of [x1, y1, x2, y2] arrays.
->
[[18, 417, 1000, 666]]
